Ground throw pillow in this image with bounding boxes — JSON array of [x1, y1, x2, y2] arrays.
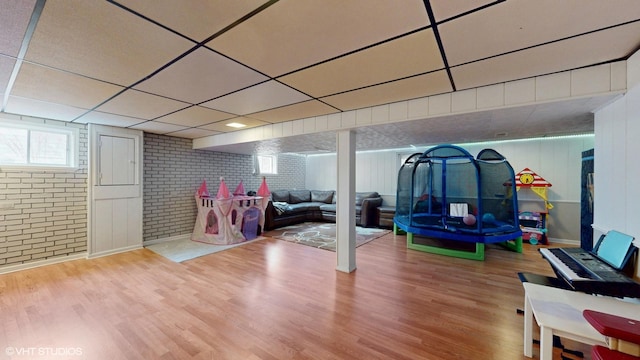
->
[[271, 190, 290, 202], [311, 190, 334, 204], [289, 190, 311, 204], [355, 192, 379, 206]]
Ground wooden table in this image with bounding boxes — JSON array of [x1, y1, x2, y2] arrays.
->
[[523, 282, 640, 359]]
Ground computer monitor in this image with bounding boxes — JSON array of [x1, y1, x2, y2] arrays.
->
[[594, 230, 636, 270]]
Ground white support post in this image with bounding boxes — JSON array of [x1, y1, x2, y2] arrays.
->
[[336, 129, 356, 273]]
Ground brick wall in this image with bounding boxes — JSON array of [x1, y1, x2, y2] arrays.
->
[[0, 120, 88, 267], [143, 133, 306, 242], [261, 154, 306, 191], [0, 128, 308, 267]]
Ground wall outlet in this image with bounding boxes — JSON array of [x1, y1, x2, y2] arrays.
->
[[0, 201, 15, 209]]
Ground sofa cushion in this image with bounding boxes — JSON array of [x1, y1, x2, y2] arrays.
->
[[289, 190, 311, 204], [288, 202, 323, 212], [355, 191, 379, 206], [283, 204, 308, 214], [319, 204, 336, 212], [271, 201, 292, 216], [319, 204, 361, 215], [272, 190, 290, 202], [311, 190, 334, 204]]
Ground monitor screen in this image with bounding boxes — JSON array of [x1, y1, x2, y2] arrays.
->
[[595, 230, 635, 270]]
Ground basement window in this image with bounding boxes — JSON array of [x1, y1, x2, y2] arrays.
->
[[0, 119, 79, 169], [255, 155, 278, 175]]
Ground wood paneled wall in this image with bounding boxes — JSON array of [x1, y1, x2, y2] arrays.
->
[[594, 50, 640, 277]]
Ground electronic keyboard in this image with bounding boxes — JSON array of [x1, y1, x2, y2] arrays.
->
[[539, 247, 640, 298]]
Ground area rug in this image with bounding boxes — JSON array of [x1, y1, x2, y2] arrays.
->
[[146, 237, 265, 263], [264, 222, 390, 251]]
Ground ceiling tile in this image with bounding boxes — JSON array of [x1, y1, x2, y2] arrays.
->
[[440, 0, 640, 66], [74, 111, 144, 127], [321, 71, 452, 111], [96, 89, 190, 120], [134, 47, 268, 103], [1, 0, 636, 154], [4, 96, 88, 121], [11, 63, 124, 109], [156, 105, 234, 127], [247, 100, 339, 123], [451, 21, 640, 90], [208, 0, 430, 77], [115, 0, 270, 42], [199, 117, 269, 132], [430, 0, 495, 22], [279, 29, 444, 98], [0, 57, 15, 94], [129, 120, 188, 134], [201, 80, 311, 115], [24, 0, 194, 86], [167, 127, 220, 139], [0, 0, 36, 57]]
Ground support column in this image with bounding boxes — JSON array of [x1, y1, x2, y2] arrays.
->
[[336, 129, 356, 273]]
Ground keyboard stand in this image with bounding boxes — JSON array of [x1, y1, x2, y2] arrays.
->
[[517, 272, 573, 290]]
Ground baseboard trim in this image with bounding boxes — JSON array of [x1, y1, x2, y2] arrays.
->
[[87, 244, 143, 259], [143, 233, 191, 246], [548, 238, 580, 245], [0, 252, 87, 275]]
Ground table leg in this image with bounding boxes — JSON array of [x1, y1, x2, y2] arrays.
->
[[540, 326, 553, 360], [524, 294, 533, 357]]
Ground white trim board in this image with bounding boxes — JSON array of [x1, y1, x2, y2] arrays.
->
[[0, 253, 87, 275], [86, 244, 143, 259]]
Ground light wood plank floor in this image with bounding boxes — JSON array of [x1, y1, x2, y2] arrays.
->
[[0, 232, 591, 359]]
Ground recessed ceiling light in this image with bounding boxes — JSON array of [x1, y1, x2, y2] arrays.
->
[[226, 122, 246, 128]]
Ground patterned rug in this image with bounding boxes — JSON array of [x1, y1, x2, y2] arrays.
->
[[264, 222, 390, 251]]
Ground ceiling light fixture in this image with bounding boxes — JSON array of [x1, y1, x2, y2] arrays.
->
[[226, 122, 246, 128]]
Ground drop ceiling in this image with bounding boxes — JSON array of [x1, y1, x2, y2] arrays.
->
[[1, 0, 639, 154]]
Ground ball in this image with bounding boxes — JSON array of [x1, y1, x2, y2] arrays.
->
[[482, 213, 496, 224], [463, 214, 476, 226]]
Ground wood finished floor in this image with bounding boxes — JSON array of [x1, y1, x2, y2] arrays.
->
[[0, 232, 591, 360]]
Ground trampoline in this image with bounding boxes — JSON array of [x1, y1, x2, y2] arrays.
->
[[394, 144, 522, 260]]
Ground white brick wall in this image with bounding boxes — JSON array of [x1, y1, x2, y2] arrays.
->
[[265, 154, 307, 191], [0, 121, 88, 266], [0, 128, 307, 267], [143, 133, 306, 242]]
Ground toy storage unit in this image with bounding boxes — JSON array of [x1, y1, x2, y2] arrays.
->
[[519, 211, 548, 245], [513, 168, 553, 245]]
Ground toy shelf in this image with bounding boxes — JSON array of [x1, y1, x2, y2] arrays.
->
[[519, 211, 548, 245]]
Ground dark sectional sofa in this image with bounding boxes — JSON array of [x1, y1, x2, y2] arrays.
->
[[263, 189, 383, 230]]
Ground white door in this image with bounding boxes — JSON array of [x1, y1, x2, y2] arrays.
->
[[88, 124, 143, 258]]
